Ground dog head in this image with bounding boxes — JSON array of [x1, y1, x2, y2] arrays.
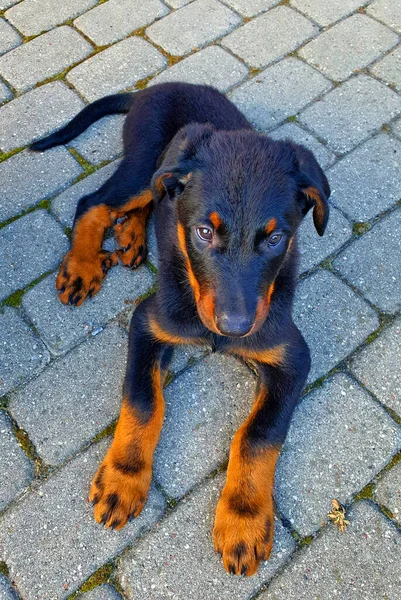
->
[[152, 124, 330, 337]]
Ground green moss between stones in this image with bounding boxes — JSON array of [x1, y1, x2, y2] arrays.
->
[[352, 222, 371, 237], [70, 563, 114, 597], [298, 534, 314, 548], [146, 260, 158, 275], [91, 421, 117, 444], [0, 146, 25, 164], [1, 270, 54, 308], [286, 115, 298, 123], [0, 561, 9, 577], [67, 147, 98, 175], [249, 67, 262, 77], [354, 482, 375, 501]]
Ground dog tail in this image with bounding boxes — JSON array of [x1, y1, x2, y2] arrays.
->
[[30, 92, 135, 151]]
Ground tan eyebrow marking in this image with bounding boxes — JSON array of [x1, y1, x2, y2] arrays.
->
[[209, 211, 223, 229], [265, 218, 277, 236]]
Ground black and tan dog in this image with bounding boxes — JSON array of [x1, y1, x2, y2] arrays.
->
[[32, 82, 330, 576]]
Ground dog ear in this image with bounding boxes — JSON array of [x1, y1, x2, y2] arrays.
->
[[291, 143, 331, 236], [151, 123, 215, 202]]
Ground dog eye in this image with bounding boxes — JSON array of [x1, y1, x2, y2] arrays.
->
[[196, 227, 213, 242], [268, 233, 283, 247]]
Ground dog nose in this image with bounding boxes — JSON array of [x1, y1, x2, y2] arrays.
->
[[215, 313, 253, 337]]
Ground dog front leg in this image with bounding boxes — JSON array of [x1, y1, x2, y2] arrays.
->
[[214, 335, 310, 575], [90, 296, 173, 529]]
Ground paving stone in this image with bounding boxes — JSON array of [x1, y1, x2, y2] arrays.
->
[[0, 26, 93, 93], [263, 501, 401, 599], [0, 211, 69, 302], [118, 473, 295, 599], [154, 354, 255, 499], [146, 0, 241, 57], [367, 0, 401, 34], [275, 374, 401, 536], [333, 209, 401, 314], [146, 215, 159, 268], [5, 0, 97, 37], [350, 317, 401, 416], [0, 308, 50, 397], [328, 134, 401, 221], [0, 82, 85, 153], [0, 410, 34, 511], [221, 0, 280, 17], [0, 80, 12, 104], [0, 147, 83, 222], [299, 14, 398, 82], [0, 438, 165, 600], [67, 37, 166, 103], [0, 18, 21, 55], [222, 6, 317, 68], [150, 46, 248, 92], [375, 461, 401, 523], [297, 206, 352, 273], [269, 123, 336, 170], [393, 116, 401, 139], [290, 0, 364, 27], [69, 115, 124, 166], [371, 46, 401, 92], [169, 344, 208, 375], [229, 57, 331, 131], [22, 267, 155, 356], [79, 585, 122, 600], [0, 0, 19, 9], [51, 160, 120, 227], [165, 0, 191, 7], [9, 326, 129, 465], [74, 0, 168, 46], [0, 575, 16, 600], [293, 269, 379, 383], [300, 74, 401, 154]]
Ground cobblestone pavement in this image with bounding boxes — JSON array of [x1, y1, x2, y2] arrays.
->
[[0, 0, 401, 598]]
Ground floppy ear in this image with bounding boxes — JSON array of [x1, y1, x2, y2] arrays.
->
[[151, 123, 215, 203], [291, 143, 331, 236]]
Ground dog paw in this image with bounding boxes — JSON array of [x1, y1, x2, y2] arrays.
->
[[213, 492, 274, 576], [89, 457, 152, 530], [113, 214, 147, 269], [56, 249, 117, 305]]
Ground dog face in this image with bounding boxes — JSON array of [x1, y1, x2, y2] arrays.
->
[[152, 125, 330, 338]]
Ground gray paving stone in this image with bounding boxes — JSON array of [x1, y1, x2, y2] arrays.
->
[[165, 0, 191, 7], [0, 308, 50, 397], [229, 57, 332, 131], [0, 81, 85, 153], [4, 0, 97, 37], [393, 116, 401, 139], [146, 215, 159, 269], [79, 585, 122, 600], [9, 326, 128, 465], [221, 0, 280, 17], [269, 123, 336, 170], [51, 160, 120, 227], [299, 14, 398, 82], [300, 74, 401, 154], [0, 0, 18, 8], [169, 344, 208, 375], [154, 354, 255, 499], [0, 438, 165, 600], [275, 374, 401, 536], [146, 0, 241, 57], [0, 211, 69, 302], [290, 0, 364, 27], [69, 115, 124, 166], [118, 473, 295, 599], [0, 26, 93, 93], [0, 575, 15, 600], [262, 501, 401, 600], [74, 0, 168, 46], [367, 0, 401, 34], [222, 6, 317, 68], [67, 37, 166, 103], [0, 80, 12, 104], [333, 209, 401, 314], [0, 18, 21, 55], [371, 46, 401, 92], [0, 410, 34, 511], [150, 46, 248, 92], [22, 267, 155, 356], [328, 134, 401, 221], [0, 147, 83, 222], [297, 206, 352, 273], [293, 269, 379, 383], [375, 461, 401, 523], [350, 317, 401, 416]]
